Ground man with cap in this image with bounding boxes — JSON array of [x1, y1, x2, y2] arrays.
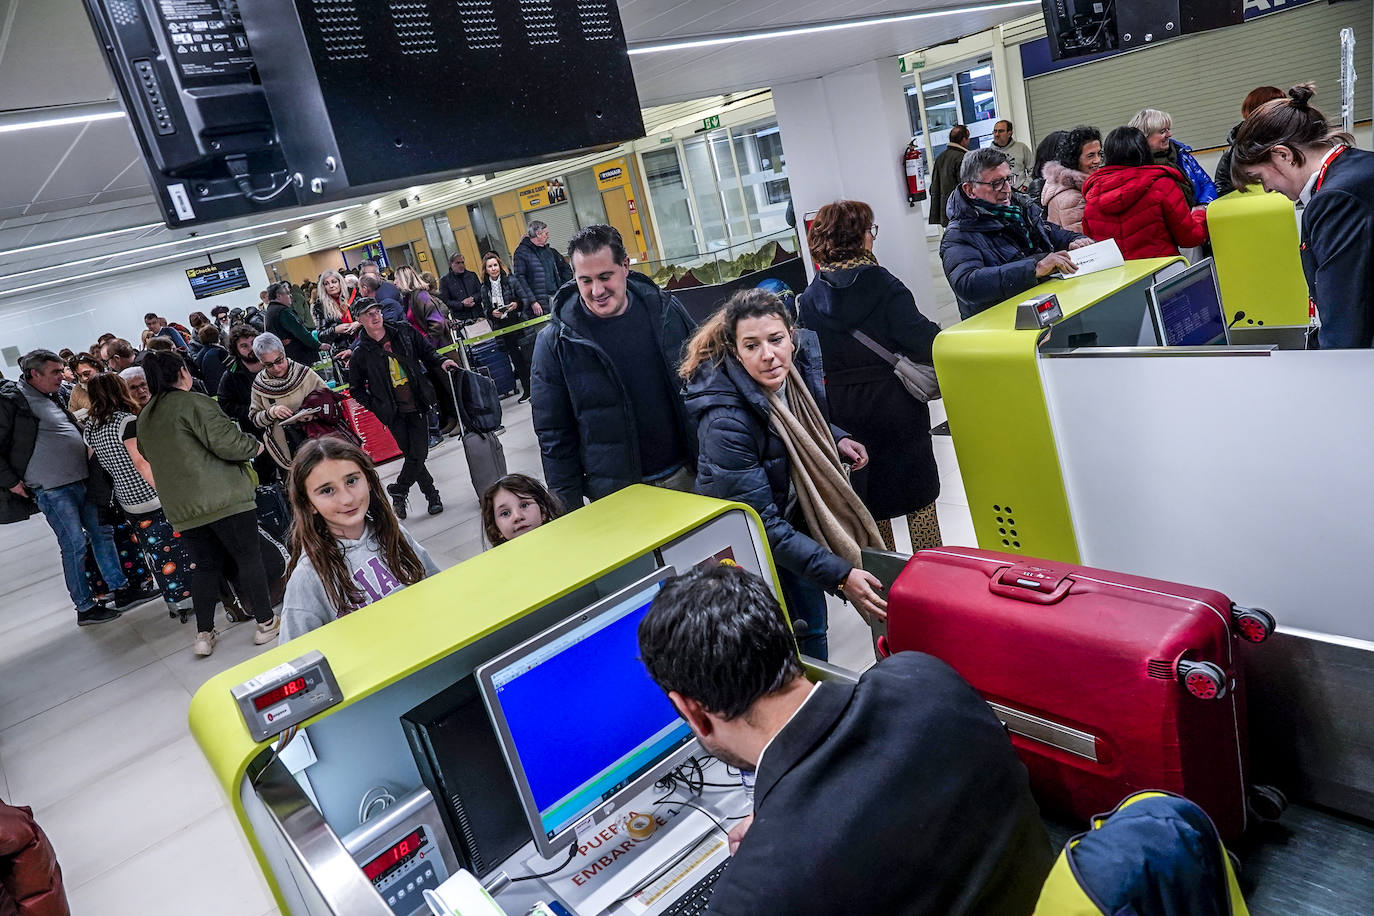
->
[[347, 298, 459, 518]]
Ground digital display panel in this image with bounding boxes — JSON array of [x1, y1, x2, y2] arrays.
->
[[252, 675, 308, 711], [185, 258, 251, 299], [363, 828, 424, 881]]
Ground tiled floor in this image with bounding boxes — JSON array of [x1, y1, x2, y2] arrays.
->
[[0, 253, 970, 915]]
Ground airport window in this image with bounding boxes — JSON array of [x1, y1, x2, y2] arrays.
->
[[642, 148, 699, 260], [677, 118, 793, 255]]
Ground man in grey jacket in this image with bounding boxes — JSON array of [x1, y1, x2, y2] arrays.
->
[[0, 350, 155, 624]]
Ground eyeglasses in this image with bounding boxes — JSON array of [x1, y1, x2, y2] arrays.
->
[[970, 176, 1013, 191], [261, 356, 287, 368], [868, 224, 880, 238]]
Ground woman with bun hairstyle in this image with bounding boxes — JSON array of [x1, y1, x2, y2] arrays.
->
[[1230, 84, 1367, 348]]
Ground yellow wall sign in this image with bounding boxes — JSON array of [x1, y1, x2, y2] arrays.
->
[[595, 157, 630, 191], [517, 177, 568, 212]]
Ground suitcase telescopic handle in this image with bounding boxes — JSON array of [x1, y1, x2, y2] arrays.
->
[[989, 565, 1073, 604]]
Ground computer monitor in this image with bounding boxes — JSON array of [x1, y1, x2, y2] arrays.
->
[[475, 567, 696, 858], [1147, 258, 1229, 347]]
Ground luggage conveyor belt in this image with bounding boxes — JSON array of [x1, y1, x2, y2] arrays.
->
[[1044, 802, 1374, 913]]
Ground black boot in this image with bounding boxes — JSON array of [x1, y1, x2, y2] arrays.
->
[[424, 489, 444, 516], [387, 483, 408, 519]]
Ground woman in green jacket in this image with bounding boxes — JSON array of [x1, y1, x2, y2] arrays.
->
[[136, 351, 279, 657]]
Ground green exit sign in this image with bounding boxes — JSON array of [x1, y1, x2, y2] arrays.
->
[[702, 115, 721, 131]]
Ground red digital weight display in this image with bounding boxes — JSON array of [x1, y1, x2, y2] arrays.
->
[[252, 676, 309, 711], [363, 829, 424, 881]]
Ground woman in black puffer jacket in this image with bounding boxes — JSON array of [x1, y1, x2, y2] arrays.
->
[[798, 200, 943, 553], [682, 290, 886, 660], [478, 251, 540, 402]]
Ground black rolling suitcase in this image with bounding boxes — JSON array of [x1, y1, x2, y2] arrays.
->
[[465, 338, 517, 398], [255, 483, 292, 543], [447, 368, 508, 501]]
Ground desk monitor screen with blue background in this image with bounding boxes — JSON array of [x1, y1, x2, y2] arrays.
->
[[476, 567, 694, 857], [1149, 259, 1228, 347]]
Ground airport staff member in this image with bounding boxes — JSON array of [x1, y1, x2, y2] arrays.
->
[[1230, 83, 1373, 349], [941, 147, 1092, 319], [638, 563, 1053, 916]]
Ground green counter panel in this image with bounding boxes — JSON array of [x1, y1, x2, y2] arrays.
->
[[188, 486, 775, 908], [933, 260, 1177, 563], [1208, 189, 1308, 328]]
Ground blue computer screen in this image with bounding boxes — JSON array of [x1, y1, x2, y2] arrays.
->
[[487, 581, 692, 839], [1156, 268, 1226, 346]]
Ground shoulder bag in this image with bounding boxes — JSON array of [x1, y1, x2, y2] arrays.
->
[[848, 329, 941, 402]]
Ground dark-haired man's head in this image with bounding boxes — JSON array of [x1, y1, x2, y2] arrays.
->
[[104, 338, 136, 372], [638, 564, 806, 771], [359, 273, 382, 294], [567, 224, 631, 319], [143, 313, 165, 333]]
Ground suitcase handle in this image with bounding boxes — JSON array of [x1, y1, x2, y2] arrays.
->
[[988, 565, 1074, 604], [876, 635, 891, 658]]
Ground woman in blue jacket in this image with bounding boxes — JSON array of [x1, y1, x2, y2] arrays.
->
[[1129, 108, 1219, 207], [681, 290, 887, 659]]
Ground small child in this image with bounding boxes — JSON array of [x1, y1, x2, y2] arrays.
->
[[280, 437, 440, 641], [481, 474, 564, 546]]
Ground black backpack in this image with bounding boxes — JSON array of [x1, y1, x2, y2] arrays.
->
[[454, 367, 502, 433]]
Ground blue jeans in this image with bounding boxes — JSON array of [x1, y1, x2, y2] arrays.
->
[[33, 481, 128, 612], [779, 567, 829, 661]]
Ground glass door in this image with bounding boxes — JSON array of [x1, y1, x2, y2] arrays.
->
[[641, 147, 698, 260]]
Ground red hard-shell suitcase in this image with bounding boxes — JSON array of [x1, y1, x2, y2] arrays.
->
[[343, 395, 402, 464], [881, 547, 1276, 843]]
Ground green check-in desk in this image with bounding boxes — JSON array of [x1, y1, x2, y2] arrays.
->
[[189, 487, 789, 915], [933, 259, 1374, 823]]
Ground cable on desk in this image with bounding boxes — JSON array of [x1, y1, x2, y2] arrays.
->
[[508, 840, 579, 883]]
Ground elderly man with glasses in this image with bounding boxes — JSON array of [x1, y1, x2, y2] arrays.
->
[[940, 147, 1093, 319]]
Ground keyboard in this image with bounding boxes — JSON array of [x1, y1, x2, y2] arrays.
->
[[660, 862, 728, 916]]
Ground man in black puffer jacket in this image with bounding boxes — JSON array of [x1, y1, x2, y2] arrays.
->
[[513, 220, 574, 312], [530, 225, 697, 509]]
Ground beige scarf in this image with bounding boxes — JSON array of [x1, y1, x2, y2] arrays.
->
[[766, 366, 884, 569]]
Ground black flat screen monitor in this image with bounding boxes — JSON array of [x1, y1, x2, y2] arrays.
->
[[475, 566, 695, 859], [1147, 258, 1229, 347]]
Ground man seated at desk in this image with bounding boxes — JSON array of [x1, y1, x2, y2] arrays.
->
[[637, 564, 1053, 915], [941, 147, 1093, 320]]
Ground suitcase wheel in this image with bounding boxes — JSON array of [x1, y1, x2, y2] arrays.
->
[[1177, 659, 1227, 700], [1230, 605, 1276, 643], [1247, 784, 1288, 821]]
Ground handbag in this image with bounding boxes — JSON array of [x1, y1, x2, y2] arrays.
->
[[848, 329, 941, 402]]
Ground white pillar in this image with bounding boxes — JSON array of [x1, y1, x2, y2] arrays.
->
[[773, 57, 937, 313]]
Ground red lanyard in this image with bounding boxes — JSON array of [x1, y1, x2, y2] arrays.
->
[[1313, 144, 1347, 193]]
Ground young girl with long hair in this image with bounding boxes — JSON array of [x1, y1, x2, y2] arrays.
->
[[279, 437, 440, 640], [480, 474, 563, 546]]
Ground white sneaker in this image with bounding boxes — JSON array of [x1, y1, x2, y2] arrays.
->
[[193, 630, 217, 657], [253, 615, 281, 645]]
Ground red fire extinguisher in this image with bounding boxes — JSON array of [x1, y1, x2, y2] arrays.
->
[[904, 141, 927, 206]]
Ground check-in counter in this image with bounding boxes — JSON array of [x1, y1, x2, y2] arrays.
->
[[933, 258, 1374, 822], [188, 487, 782, 915]]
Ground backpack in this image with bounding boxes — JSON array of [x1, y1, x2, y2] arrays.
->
[[454, 367, 502, 433]]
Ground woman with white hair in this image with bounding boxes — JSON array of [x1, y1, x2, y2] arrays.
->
[[1128, 108, 1219, 206], [248, 332, 328, 469], [313, 269, 360, 360]]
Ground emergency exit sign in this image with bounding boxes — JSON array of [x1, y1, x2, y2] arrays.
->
[[702, 115, 721, 130]]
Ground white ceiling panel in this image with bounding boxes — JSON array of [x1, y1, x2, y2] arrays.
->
[[0, 0, 119, 110]]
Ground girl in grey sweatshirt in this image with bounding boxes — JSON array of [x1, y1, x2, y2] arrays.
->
[[279, 437, 442, 642]]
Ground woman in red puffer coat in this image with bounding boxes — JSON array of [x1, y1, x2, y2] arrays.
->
[[1083, 126, 1208, 259], [0, 800, 69, 916]]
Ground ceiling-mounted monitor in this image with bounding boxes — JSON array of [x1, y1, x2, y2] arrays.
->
[[1042, 0, 1244, 61], [83, 0, 645, 228]]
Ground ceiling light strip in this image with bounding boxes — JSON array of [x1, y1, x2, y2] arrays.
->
[[0, 221, 165, 258], [2, 206, 354, 278], [626, 0, 1042, 54], [0, 230, 288, 300], [0, 102, 127, 135]]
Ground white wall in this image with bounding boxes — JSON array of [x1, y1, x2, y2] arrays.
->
[[0, 244, 267, 370]]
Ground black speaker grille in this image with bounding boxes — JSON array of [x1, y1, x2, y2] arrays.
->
[[577, 0, 614, 40], [520, 0, 560, 46], [457, 0, 501, 50], [313, 0, 367, 61], [389, 0, 438, 55]]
